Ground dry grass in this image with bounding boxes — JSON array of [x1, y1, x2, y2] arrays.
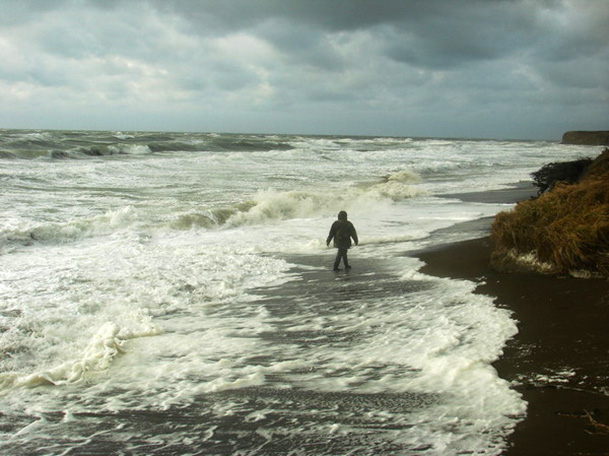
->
[[491, 172, 609, 276], [582, 148, 609, 180]]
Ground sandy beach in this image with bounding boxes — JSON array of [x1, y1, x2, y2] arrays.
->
[[416, 185, 609, 455]]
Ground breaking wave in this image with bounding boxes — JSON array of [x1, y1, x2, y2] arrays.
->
[[0, 207, 140, 253], [174, 170, 425, 229], [0, 318, 161, 390], [1, 168, 424, 251], [0, 130, 297, 160], [48, 143, 152, 159]]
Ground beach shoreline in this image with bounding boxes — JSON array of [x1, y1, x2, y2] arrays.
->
[[414, 185, 609, 455]]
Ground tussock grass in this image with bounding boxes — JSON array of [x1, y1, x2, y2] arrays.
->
[[491, 150, 609, 277]]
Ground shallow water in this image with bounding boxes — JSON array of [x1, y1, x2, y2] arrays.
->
[[0, 130, 596, 454]]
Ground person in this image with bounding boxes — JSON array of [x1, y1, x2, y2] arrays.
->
[[326, 211, 358, 271]]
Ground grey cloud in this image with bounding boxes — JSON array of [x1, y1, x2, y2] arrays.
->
[[380, 4, 540, 69], [255, 21, 347, 72], [0, 0, 607, 139], [154, 0, 412, 33]]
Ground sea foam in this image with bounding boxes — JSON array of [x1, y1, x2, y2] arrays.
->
[[0, 130, 593, 455]]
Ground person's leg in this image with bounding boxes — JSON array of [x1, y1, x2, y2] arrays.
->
[[342, 249, 351, 269], [333, 250, 342, 270], [334, 248, 350, 270]]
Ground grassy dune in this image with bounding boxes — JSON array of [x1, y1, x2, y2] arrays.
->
[[491, 149, 609, 277]]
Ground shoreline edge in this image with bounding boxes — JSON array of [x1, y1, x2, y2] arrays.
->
[[414, 185, 609, 455]]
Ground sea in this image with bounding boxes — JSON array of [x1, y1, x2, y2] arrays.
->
[[0, 129, 596, 455]]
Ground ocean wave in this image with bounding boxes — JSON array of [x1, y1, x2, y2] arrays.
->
[[368, 170, 423, 200], [169, 206, 250, 230], [1, 168, 424, 252], [0, 318, 161, 390], [0, 206, 139, 251], [223, 169, 425, 227], [0, 150, 16, 159], [161, 169, 425, 232], [52, 143, 153, 159], [1, 149, 54, 160], [113, 132, 135, 140], [0, 130, 429, 162], [0, 144, 154, 160], [0, 130, 298, 160]]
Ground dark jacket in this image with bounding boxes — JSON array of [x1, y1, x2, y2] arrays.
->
[[327, 220, 358, 249]]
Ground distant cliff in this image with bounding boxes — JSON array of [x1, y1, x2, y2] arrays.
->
[[490, 149, 609, 278], [562, 131, 609, 145]]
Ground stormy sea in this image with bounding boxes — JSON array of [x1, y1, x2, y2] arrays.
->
[[0, 130, 591, 455]]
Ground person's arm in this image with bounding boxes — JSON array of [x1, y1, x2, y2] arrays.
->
[[351, 224, 358, 246], [326, 222, 336, 246]]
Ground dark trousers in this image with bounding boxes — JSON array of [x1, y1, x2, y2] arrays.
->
[[333, 248, 350, 270]]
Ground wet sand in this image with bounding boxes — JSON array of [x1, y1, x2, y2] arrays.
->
[[416, 184, 609, 455]]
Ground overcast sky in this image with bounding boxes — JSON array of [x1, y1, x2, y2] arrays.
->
[[1, 0, 607, 139]]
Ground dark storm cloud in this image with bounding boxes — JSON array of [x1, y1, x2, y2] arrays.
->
[[157, 0, 412, 33], [155, 0, 523, 70], [0, 0, 607, 138], [161, 0, 603, 68]]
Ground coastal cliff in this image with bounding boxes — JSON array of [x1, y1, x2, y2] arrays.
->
[[490, 149, 609, 277], [562, 131, 609, 145]]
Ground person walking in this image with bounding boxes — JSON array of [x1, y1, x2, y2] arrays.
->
[[326, 211, 358, 271]]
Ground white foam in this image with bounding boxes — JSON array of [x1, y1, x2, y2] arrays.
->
[[0, 230, 292, 404], [1, 133, 595, 454], [108, 143, 152, 155], [0, 321, 160, 388], [1, 206, 140, 246], [225, 171, 424, 228]]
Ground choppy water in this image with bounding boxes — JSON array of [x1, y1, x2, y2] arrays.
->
[[0, 130, 596, 455]]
